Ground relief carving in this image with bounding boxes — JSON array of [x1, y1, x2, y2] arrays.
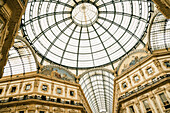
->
[[0, 107, 11, 112], [139, 69, 144, 77], [16, 105, 27, 110], [139, 94, 148, 100], [153, 59, 163, 70], [37, 105, 48, 110], [54, 107, 64, 112], [126, 100, 134, 106]]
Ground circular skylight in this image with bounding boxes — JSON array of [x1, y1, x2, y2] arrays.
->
[[22, 0, 152, 69], [72, 3, 98, 27]]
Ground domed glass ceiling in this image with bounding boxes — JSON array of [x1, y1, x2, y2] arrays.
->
[[79, 70, 114, 113], [22, 0, 152, 69]]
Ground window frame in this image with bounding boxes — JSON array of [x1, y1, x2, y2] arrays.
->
[[141, 98, 153, 113], [70, 90, 74, 96], [158, 92, 170, 110], [163, 60, 170, 68], [56, 88, 62, 94], [129, 105, 135, 113], [25, 84, 31, 91], [122, 82, 127, 89], [10, 86, 17, 93], [41, 84, 48, 92], [146, 66, 154, 76]]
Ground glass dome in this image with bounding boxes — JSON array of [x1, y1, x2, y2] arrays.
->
[[79, 69, 114, 113], [22, 0, 152, 69], [3, 39, 37, 76], [150, 13, 170, 50]]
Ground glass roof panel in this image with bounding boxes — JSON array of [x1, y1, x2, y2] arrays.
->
[[79, 70, 114, 113], [3, 39, 37, 76], [22, 0, 152, 69], [150, 13, 170, 50]]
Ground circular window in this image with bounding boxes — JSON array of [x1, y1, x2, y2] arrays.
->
[[72, 3, 98, 27]]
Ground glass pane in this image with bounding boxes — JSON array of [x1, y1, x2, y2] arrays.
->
[[147, 68, 153, 74], [25, 85, 31, 90], [57, 88, 62, 94], [79, 70, 114, 113], [134, 76, 139, 82], [42, 85, 47, 91], [22, 0, 152, 68], [159, 93, 168, 103], [150, 13, 170, 50], [143, 100, 150, 110], [129, 106, 135, 113]]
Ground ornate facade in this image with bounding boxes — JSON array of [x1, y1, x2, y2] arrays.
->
[[0, 0, 28, 78], [0, 71, 92, 113], [113, 49, 170, 113], [0, 0, 170, 113]]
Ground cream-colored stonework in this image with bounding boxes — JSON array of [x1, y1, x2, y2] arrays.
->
[[0, 74, 92, 113], [113, 49, 170, 113], [152, 0, 170, 19], [0, 0, 28, 78]]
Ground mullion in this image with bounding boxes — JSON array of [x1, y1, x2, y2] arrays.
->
[[99, 11, 147, 22], [87, 27, 95, 67], [25, 11, 71, 25], [29, 0, 73, 8], [60, 25, 78, 64], [43, 21, 74, 60], [91, 24, 114, 69], [31, 17, 71, 44], [98, 16, 145, 46], [96, 21, 126, 54], [76, 26, 82, 70]]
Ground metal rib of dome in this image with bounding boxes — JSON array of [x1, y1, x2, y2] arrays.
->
[[150, 13, 170, 50], [22, 0, 152, 69], [3, 39, 37, 76], [79, 70, 114, 113]]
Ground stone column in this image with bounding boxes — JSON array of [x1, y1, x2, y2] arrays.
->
[[150, 96, 161, 113], [135, 102, 141, 113], [120, 107, 125, 113]]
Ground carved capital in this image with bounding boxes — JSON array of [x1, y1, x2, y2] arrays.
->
[[139, 94, 148, 100], [126, 100, 134, 106], [154, 87, 165, 94], [153, 59, 162, 70]]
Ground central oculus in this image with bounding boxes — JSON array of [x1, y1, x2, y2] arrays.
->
[[72, 3, 98, 27]]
